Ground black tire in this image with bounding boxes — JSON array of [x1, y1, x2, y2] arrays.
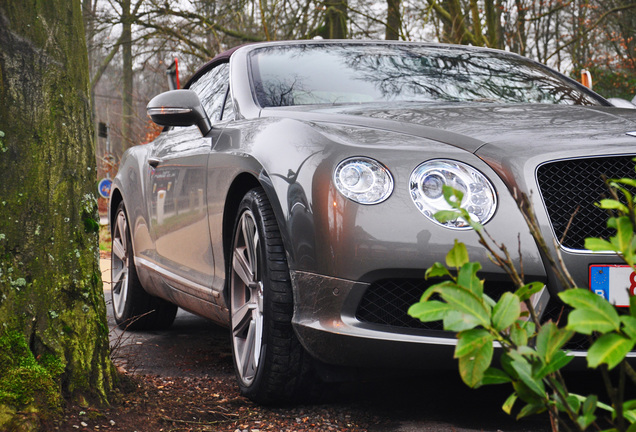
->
[[111, 201, 177, 330], [229, 188, 316, 404]]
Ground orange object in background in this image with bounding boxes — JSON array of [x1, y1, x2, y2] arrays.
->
[[581, 69, 593, 89], [167, 58, 180, 90]]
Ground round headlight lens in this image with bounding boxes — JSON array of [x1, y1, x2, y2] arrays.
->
[[410, 160, 497, 229], [334, 157, 394, 204]]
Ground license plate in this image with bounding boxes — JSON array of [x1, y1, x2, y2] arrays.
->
[[589, 265, 636, 307]]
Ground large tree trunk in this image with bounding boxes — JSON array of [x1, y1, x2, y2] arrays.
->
[[121, 0, 134, 151], [385, 0, 401, 40], [0, 1, 114, 430], [324, 0, 348, 39]]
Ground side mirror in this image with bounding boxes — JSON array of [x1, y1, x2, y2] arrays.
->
[[146, 89, 212, 135]]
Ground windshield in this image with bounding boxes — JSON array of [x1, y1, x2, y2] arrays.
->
[[249, 44, 604, 108]]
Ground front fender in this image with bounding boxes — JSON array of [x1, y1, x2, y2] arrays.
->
[[110, 144, 154, 263], [241, 118, 547, 285]]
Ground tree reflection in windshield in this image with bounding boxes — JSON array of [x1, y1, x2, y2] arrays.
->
[[249, 44, 603, 108]]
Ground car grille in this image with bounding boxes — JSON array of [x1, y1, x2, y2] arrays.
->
[[356, 279, 596, 351], [356, 278, 515, 331], [536, 155, 636, 250]]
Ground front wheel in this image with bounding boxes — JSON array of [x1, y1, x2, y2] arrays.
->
[[111, 202, 177, 330], [229, 188, 316, 404]]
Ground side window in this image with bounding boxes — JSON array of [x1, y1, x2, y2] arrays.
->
[[189, 63, 230, 122]]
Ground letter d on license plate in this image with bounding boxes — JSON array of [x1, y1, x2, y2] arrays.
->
[[589, 265, 636, 307]]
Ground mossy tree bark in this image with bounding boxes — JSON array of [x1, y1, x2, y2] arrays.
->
[[0, 1, 114, 430], [324, 0, 348, 39], [385, 0, 401, 40]]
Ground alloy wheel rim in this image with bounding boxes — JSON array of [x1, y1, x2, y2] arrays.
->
[[231, 209, 264, 385], [111, 210, 129, 319]]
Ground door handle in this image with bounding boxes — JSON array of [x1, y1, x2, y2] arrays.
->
[[148, 157, 162, 168]]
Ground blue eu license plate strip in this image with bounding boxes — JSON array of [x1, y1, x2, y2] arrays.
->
[[589, 265, 635, 307]]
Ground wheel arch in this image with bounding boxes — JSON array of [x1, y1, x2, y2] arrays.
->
[[108, 187, 124, 229], [221, 171, 291, 297], [108, 186, 143, 277]]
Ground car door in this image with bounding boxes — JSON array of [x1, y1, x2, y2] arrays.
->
[[146, 62, 231, 302]]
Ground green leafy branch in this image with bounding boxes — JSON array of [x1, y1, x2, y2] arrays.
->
[[409, 181, 636, 431]]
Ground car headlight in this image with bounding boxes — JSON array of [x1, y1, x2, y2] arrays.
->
[[334, 157, 394, 204], [409, 160, 497, 229]]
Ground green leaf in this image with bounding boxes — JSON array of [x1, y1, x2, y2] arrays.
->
[[568, 395, 582, 413], [511, 381, 544, 407], [559, 288, 612, 311], [481, 367, 512, 385], [443, 310, 481, 332], [536, 350, 574, 378], [585, 237, 617, 252], [514, 282, 544, 302], [455, 329, 493, 357], [457, 331, 494, 388], [569, 393, 613, 414], [434, 210, 462, 224], [408, 301, 452, 322], [522, 320, 536, 337], [621, 315, 636, 340], [577, 411, 596, 430], [517, 403, 546, 419], [614, 178, 636, 189], [560, 289, 620, 333], [624, 405, 636, 425], [466, 218, 483, 232], [597, 198, 629, 213], [434, 284, 491, 327], [588, 333, 635, 370], [566, 309, 621, 334], [555, 394, 581, 415], [425, 262, 453, 280], [510, 357, 545, 398], [502, 393, 517, 415], [535, 321, 574, 363], [442, 185, 464, 208], [610, 216, 635, 253], [419, 281, 457, 303], [582, 394, 598, 417], [446, 239, 469, 269], [457, 262, 483, 297], [510, 321, 528, 347], [630, 294, 636, 318], [500, 353, 520, 381], [492, 292, 521, 331], [614, 184, 634, 209]]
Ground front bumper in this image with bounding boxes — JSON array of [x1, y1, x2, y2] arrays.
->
[[292, 270, 473, 368], [290, 267, 636, 370]]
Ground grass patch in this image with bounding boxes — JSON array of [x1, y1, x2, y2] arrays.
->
[[99, 223, 111, 254]]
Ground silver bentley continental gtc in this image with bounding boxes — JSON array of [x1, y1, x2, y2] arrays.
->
[[109, 40, 636, 403]]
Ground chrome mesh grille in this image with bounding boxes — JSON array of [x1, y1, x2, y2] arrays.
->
[[536, 155, 636, 250], [356, 279, 442, 330], [356, 279, 595, 350]]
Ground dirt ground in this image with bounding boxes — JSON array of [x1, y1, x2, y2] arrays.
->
[[49, 259, 552, 432]]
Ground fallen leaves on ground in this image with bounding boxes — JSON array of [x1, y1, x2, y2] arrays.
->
[[53, 375, 384, 432]]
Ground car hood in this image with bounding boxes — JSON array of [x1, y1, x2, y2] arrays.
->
[[264, 102, 636, 201], [264, 102, 636, 157]]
